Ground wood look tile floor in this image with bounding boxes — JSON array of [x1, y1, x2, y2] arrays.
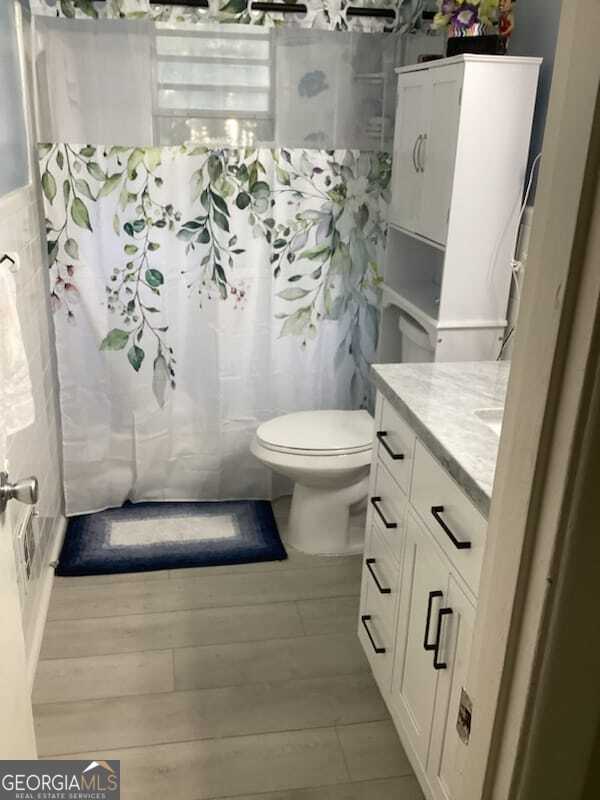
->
[[34, 498, 423, 800]]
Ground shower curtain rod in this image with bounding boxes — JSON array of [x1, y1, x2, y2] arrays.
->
[[94, 0, 396, 15], [252, 2, 396, 15], [346, 6, 396, 18], [96, 0, 210, 6], [250, 2, 307, 12]]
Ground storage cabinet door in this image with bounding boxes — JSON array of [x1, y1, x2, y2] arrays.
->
[[419, 65, 463, 246], [391, 510, 450, 770], [389, 71, 430, 235], [427, 575, 476, 800]]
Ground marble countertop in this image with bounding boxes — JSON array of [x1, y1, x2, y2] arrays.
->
[[371, 362, 510, 518]]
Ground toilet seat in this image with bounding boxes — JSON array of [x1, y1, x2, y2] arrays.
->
[[256, 410, 372, 457]]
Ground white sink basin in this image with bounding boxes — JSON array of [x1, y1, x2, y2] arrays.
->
[[474, 408, 503, 437]]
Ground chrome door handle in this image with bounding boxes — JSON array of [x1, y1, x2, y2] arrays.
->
[[0, 472, 39, 513], [417, 133, 427, 172], [412, 135, 421, 172]]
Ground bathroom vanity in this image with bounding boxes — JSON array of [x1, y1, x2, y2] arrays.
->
[[358, 361, 508, 800]]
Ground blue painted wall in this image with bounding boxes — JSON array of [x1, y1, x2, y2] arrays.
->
[[509, 0, 563, 190]]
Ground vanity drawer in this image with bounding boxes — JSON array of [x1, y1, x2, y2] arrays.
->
[[375, 399, 416, 495], [411, 441, 486, 596], [359, 598, 395, 698], [364, 522, 402, 637], [370, 460, 408, 565]]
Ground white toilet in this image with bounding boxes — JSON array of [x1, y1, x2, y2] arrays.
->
[[251, 410, 373, 555]]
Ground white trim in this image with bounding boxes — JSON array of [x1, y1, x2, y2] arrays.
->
[[26, 516, 66, 692], [395, 54, 543, 76], [459, 1, 600, 797]]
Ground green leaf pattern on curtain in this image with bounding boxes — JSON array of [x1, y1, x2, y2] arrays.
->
[[40, 144, 390, 407]]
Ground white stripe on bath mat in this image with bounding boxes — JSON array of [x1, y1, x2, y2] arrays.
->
[[108, 514, 238, 546]]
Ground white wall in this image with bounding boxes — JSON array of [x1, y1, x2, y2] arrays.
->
[[0, 1, 65, 684]]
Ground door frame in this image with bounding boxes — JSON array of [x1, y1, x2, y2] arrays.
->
[[460, 1, 600, 798]]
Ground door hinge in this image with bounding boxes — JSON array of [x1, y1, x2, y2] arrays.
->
[[458, 88, 462, 107], [457, 687, 472, 745]]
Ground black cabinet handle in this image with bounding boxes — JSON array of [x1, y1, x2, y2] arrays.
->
[[361, 614, 386, 654], [423, 590, 443, 651], [376, 431, 405, 461], [370, 496, 398, 529], [366, 558, 391, 594], [433, 607, 453, 670], [431, 506, 472, 550]]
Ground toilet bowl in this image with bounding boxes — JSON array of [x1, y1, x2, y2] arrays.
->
[[251, 410, 373, 555]]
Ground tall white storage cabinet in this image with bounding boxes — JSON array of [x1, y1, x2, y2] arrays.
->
[[380, 55, 541, 363]]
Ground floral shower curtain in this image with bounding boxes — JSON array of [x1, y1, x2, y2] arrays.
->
[[33, 8, 401, 515]]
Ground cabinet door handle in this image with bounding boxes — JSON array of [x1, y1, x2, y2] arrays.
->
[[433, 607, 453, 670], [431, 506, 472, 550], [366, 558, 391, 594], [417, 132, 427, 172], [412, 135, 421, 172], [376, 430, 405, 461], [423, 590, 443, 651], [370, 496, 398, 529], [361, 614, 386, 654]]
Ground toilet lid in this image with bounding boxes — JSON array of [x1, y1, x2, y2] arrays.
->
[[256, 410, 373, 456]]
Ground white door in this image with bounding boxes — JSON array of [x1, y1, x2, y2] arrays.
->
[[428, 574, 476, 800], [389, 71, 430, 235], [0, 474, 37, 757], [0, 0, 38, 759], [391, 510, 449, 770], [419, 65, 463, 246]]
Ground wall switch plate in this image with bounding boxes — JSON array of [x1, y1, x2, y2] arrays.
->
[[457, 687, 472, 745]]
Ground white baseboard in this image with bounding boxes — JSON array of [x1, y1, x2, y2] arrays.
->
[[27, 516, 67, 691]]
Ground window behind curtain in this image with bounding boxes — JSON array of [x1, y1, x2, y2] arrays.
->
[[0, 1, 30, 195], [153, 25, 274, 148]]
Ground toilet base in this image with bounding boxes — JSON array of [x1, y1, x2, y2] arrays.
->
[[287, 475, 369, 555]]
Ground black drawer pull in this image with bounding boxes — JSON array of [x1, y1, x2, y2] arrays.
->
[[366, 558, 391, 594], [376, 430, 405, 461], [423, 590, 443, 651], [433, 607, 453, 670], [370, 496, 398, 529], [431, 506, 472, 550], [361, 614, 386, 654]]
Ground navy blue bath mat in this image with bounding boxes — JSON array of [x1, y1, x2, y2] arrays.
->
[[56, 500, 287, 577]]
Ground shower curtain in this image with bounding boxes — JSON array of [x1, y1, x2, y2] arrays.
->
[[32, 3, 408, 515]]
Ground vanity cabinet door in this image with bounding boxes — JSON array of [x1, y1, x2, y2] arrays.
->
[[427, 575, 476, 800], [391, 510, 450, 771], [389, 71, 430, 235], [419, 64, 463, 246]]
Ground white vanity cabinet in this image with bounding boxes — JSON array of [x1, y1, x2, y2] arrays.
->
[[358, 392, 485, 800]]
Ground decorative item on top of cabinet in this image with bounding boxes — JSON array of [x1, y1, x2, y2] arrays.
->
[[432, 0, 515, 56]]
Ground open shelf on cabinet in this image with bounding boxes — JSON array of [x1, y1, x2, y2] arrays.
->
[[389, 223, 446, 253], [383, 226, 444, 324], [381, 283, 439, 334]]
